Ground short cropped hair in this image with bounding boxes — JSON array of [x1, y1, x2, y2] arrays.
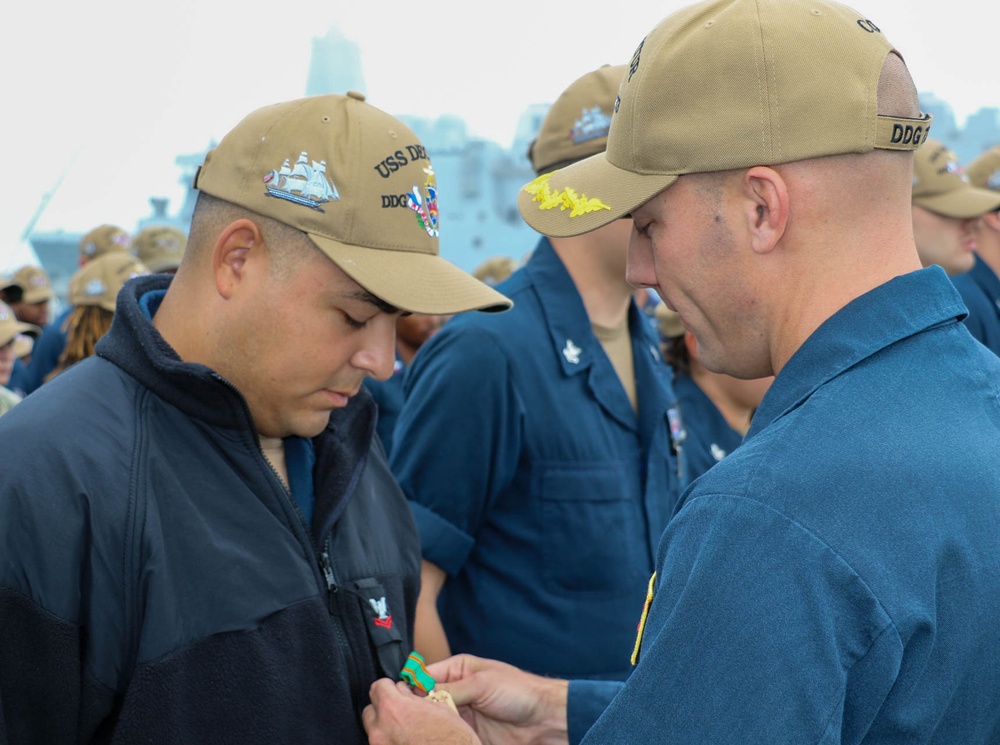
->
[[188, 192, 318, 280]]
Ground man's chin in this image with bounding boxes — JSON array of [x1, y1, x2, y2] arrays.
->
[[290, 415, 333, 439], [257, 413, 331, 441]]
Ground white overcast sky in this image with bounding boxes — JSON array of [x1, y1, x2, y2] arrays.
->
[[1, 0, 997, 273]]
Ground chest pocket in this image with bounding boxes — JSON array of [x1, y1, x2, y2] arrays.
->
[[534, 462, 647, 596]]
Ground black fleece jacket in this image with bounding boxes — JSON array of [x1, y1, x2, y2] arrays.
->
[[0, 274, 421, 744]]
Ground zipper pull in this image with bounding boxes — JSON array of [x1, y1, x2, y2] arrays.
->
[[320, 550, 338, 594]]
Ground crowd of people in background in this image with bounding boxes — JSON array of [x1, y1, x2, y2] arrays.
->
[[0, 223, 184, 400], [1, 0, 1000, 742]]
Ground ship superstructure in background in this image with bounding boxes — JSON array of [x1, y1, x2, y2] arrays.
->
[[27, 25, 1000, 305], [29, 25, 543, 300]]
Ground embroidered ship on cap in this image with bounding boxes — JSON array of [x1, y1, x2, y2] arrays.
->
[[264, 151, 340, 211], [571, 106, 612, 144]]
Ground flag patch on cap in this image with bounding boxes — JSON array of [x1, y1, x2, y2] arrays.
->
[[407, 166, 439, 237]]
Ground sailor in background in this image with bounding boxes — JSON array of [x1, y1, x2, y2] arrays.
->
[[655, 303, 772, 483], [390, 63, 681, 682]]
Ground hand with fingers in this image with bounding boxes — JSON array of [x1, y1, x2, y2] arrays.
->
[[365, 653, 572, 745]]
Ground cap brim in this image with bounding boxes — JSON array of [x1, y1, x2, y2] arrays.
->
[[307, 235, 513, 315], [21, 290, 54, 304], [13, 334, 34, 358], [517, 152, 678, 238], [0, 321, 41, 347], [914, 186, 1000, 219]]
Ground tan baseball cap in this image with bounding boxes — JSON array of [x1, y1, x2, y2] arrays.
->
[[193, 92, 511, 315], [133, 225, 188, 272], [529, 64, 627, 175], [8, 265, 54, 304], [912, 139, 1000, 218], [80, 224, 132, 261], [0, 301, 41, 348], [519, 0, 933, 238], [69, 252, 150, 312], [13, 334, 34, 359], [966, 144, 1000, 192]]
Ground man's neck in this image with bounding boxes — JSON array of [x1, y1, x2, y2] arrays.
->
[[551, 240, 633, 328], [690, 364, 753, 435]]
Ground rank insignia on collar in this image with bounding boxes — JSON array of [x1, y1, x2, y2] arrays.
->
[[562, 339, 582, 365]]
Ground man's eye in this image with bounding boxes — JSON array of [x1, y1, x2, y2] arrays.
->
[[342, 312, 367, 330], [635, 223, 651, 238]]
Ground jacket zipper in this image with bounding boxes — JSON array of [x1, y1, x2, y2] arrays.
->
[[211, 373, 363, 705], [320, 540, 362, 701]]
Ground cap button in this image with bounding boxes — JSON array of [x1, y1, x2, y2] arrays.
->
[[346, 90, 366, 102]]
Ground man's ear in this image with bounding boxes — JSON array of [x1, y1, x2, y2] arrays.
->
[[683, 330, 699, 361], [743, 166, 789, 256], [213, 219, 263, 299], [982, 210, 1000, 233]]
